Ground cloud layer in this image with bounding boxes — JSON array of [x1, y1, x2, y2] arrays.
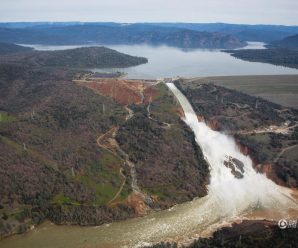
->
[[1, 0, 297, 25]]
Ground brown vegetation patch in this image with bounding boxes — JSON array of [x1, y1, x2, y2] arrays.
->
[[77, 79, 160, 106], [127, 192, 150, 216], [207, 118, 221, 131], [197, 115, 205, 122], [177, 107, 185, 118], [78, 79, 145, 105], [235, 140, 259, 166], [256, 164, 286, 186], [143, 85, 158, 104]]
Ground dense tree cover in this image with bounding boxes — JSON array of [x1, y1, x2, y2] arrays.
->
[[269, 34, 298, 50], [1, 22, 298, 42], [0, 63, 210, 238], [225, 48, 298, 69], [146, 23, 298, 42], [291, 126, 298, 140], [147, 221, 298, 248], [0, 45, 148, 69], [116, 84, 209, 208], [0, 43, 33, 55], [0, 65, 133, 238], [189, 221, 298, 248]]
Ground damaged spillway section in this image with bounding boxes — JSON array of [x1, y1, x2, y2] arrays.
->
[[166, 82, 297, 216]]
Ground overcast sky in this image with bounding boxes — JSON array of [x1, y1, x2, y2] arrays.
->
[[0, 0, 297, 25]]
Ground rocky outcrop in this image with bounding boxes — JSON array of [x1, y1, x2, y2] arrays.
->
[[223, 155, 245, 179]]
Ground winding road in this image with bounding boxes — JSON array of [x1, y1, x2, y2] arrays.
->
[[274, 144, 298, 163]]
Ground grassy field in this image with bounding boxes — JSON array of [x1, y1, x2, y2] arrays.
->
[[186, 75, 298, 109], [0, 112, 16, 123]]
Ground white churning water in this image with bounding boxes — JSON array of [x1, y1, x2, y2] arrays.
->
[[166, 82, 297, 217]]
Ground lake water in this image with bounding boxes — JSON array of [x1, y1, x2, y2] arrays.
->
[[22, 42, 298, 79]]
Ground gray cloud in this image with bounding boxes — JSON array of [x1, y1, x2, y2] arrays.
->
[[0, 0, 297, 25]]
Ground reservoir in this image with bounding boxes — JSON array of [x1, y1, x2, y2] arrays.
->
[[21, 42, 298, 79]]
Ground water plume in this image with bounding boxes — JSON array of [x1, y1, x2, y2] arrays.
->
[[167, 82, 297, 217]]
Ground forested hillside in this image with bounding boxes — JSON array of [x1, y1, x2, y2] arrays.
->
[[0, 43, 33, 55], [225, 48, 298, 69], [0, 46, 209, 238], [0, 45, 148, 68], [0, 24, 246, 49], [1, 22, 298, 43], [269, 34, 298, 50]]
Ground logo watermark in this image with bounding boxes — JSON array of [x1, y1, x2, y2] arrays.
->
[[278, 219, 297, 229]]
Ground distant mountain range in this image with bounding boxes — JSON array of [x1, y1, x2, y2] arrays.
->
[[0, 23, 247, 49], [0, 22, 297, 44], [148, 23, 298, 42]]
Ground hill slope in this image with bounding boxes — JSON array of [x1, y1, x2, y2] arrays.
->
[[2, 22, 298, 43], [0, 24, 246, 49], [269, 34, 298, 50], [148, 23, 298, 42], [0, 45, 148, 68], [0, 63, 209, 237], [224, 48, 298, 69], [0, 43, 33, 55]]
